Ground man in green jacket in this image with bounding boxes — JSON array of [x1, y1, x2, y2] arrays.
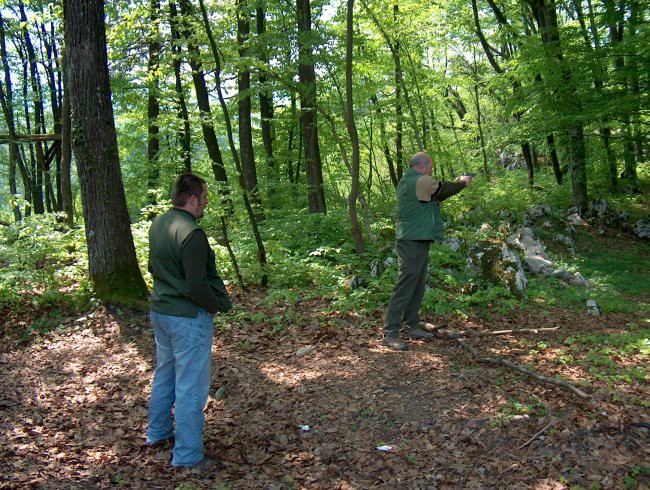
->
[[146, 173, 231, 469], [384, 152, 472, 350]]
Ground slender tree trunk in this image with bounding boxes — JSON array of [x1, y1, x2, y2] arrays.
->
[[256, 2, 276, 198], [0, 13, 25, 221], [345, 0, 364, 254], [38, 10, 62, 209], [147, 0, 162, 203], [64, 0, 148, 303], [297, 0, 326, 214], [237, 0, 264, 220], [546, 133, 564, 185], [370, 94, 397, 187], [198, 0, 268, 286], [20, 1, 57, 212], [528, 0, 587, 212], [169, 2, 191, 173], [60, 47, 73, 224], [287, 90, 297, 183], [177, 0, 228, 183]]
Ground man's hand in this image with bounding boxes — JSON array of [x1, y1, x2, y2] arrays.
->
[[457, 174, 473, 187]]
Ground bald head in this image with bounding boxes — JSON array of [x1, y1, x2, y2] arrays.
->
[[409, 152, 433, 175]]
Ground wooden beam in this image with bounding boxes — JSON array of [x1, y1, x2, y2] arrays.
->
[[0, 133, 62, 144]]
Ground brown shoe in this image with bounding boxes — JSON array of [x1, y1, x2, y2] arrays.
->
[[383, 334, 409, 351], [188, 456, 218, 473]]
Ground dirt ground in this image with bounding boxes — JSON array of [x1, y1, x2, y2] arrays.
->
[[1, 289, 648, 489]]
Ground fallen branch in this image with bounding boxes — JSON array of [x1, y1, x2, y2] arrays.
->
[[441, 333, 593, 403], [458, 327, 560, 337], [518, 420, 553, 449]]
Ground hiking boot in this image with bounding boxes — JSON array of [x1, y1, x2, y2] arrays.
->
[[187, 456, 217, 473], [419, 321, 447, 333], [403, 327, 434, 341], [144, 436, 174, 449], [383, 334, 409, 351]]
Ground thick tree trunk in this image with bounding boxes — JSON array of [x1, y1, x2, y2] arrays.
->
[[64, 0, 148, 303], [297, 0, 326, 214]]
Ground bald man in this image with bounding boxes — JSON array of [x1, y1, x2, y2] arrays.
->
[[383, 152, 473, 350]]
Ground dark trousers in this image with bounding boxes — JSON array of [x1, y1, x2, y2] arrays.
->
[[384, 240, 430, 335]]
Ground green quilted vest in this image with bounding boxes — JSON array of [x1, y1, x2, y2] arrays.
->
[[396, 168, 445, 241]]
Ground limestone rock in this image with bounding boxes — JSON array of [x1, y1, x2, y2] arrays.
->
[[370, 259, 385, 277], [465, 242, 527, 296], [633, 218, 650, 240], [442, 237, 464, 252], [586, 300, 600, 316], [523, 204, 552, 226]]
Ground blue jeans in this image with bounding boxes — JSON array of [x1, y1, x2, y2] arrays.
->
[[146, 309, 214, 467]]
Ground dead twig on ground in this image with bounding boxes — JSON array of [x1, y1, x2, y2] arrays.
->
[[436, 331, 593, 403], [457, 327, 560, 337], [518, 420, 553, 449]]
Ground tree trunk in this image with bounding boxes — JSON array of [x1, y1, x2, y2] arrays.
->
[[256, 2, 277, 198], [297, 0, 326, 214], [177, 0, 228, 183], [198, 0, 268, 286], [147, 0, 161, 203], [60, 47, 73, 224], [237, 0, 264, 220], [345, 0, 364, 254], [0, 13, 25, 221], [37, 9, 62, 209], [64, 0, 148, 303], [20, 1, 57, 212], [546, 133, 564, 185], [168, 2, 192, 173], [370, 94, 397, 187], [528, 0, 587, 212]]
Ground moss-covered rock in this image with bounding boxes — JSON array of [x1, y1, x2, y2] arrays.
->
[[465, 242, 527, 297]]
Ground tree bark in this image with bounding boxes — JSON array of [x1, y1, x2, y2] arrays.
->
[[237, 0, 264, 220], [64, 0, 148, 303], [177, 0, 228, 184], [168, 2, 192, 173], [147, 0, 162, 203], [345, 0, 364, 254], [256, 2, 277, 198], [527, 0, 587, 212], [296, 0, 326, 214], [60, 47, 73, 224], [0, 12, 25, 221]]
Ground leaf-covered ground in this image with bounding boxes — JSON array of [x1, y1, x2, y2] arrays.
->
[[1, 290, 648, 489]]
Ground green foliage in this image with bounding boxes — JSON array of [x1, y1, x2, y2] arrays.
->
[[563, 324, 650, 387], [0, 214, 92, 310]]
